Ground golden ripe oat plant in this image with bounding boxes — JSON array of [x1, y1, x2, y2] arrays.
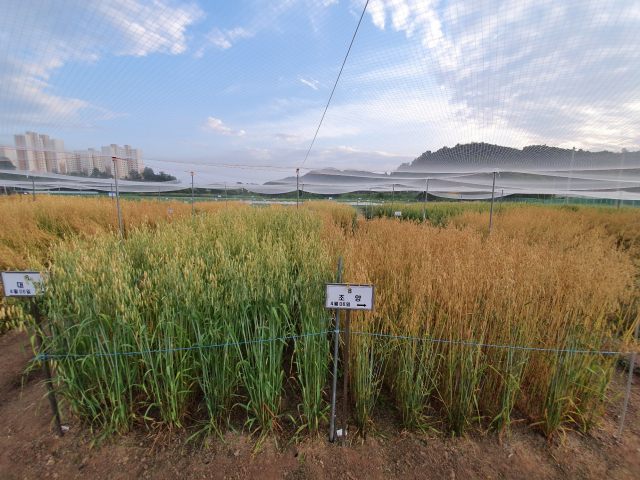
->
[[341, 214, 637, 437]]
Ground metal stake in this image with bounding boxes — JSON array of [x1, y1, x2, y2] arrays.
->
[[342, 309, 351, 447], [391, 183, 395, 217], [617, 319, 640, 442], [31, 299, 63, 437], [565, 147, 575, 204], [296, 169, 300, 210], [329, 258, 343, 443], [489, 172, 496, 234], [112, 158, 123, 241], [422, 178, 429, 222], [191, 172, 194, 216]]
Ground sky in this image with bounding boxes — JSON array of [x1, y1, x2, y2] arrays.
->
[[1, 0, 639, 184]]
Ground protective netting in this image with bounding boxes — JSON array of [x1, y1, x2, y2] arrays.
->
[[1, 1, 639, 198]]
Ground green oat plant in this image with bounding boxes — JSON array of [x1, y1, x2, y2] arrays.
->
[[38, 207, 335, 437]]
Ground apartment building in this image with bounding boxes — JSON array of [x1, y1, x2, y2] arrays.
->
[[12, 132, 143, 178], [0, 147, 17, 166], [101, 144, 143, 178]]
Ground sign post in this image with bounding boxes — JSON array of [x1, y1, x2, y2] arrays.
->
[[325, 282, 374, 447], [1, 272, 63, 437], [329, 259, 343, 443]]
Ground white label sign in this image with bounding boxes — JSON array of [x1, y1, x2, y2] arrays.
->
[[395, 211, 402, 216], [108, 191, 116, 197], [325, 283, 375, 311], [1, 271, 44, 297]]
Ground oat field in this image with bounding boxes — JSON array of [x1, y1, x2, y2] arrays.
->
[[1, 196, 638, 439]]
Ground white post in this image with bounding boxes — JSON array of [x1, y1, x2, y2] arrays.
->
[[565, 147, 575, 204], [422, 178, 429, 222], [489, 172, 496, 234], [391, 183, 395, 217], [296, 168, 300, 210], [112, 157, 123, 241], [191, 172, 194, 216]]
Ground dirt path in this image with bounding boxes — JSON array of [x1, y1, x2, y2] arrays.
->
[[1, 329, 639, 479]]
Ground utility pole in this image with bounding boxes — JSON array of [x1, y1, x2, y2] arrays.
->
[[191, 172, 194, 215], [112, 158, 123, 241], [296, 168, 300, 210]]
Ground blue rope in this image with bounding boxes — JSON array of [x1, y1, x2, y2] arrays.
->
[[33, 328, 629, 361], [34, 331, 333, 360], [346, 331, 625, 355]]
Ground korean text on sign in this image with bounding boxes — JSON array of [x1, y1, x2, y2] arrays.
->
[[1, 271, 44, 297], [325, 283, 375, 311]]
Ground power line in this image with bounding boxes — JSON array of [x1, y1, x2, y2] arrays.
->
[[300, 0, 370, 169]]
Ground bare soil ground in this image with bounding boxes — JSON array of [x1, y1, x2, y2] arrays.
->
[[1, 329, 639, 480]]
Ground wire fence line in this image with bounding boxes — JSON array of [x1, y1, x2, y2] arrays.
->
[[33, 329, 630, 361]]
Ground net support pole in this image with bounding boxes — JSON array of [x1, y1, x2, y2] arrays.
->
[[391, 183, 395, 217], [422, 178, 429, 222], [342, 308, 351, 447], [225, 182, 227, 209], [369, 188, 372, 219], [489, 172, 496, 234], [31, 298, 63, 437], [191, 172, 194, 216], [112, 157, 123, 242], [617, 319, 640, 442], [111, 182, 113, 204], [32, 177, 35, 201], [329, 258, 343, 443], [296, 169, 300, 211], [565, 147, 575, 205]]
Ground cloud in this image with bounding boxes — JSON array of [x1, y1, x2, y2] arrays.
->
[[300, 78, 319, 90], [0, 0, 203, 130], [202, 117, 246, 136], [349, 0, 640, 152], [196, 27, 255, 56], [273, 133, 308, 143], [95, 0, 205, 57]]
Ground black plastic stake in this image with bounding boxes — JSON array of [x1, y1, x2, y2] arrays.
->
[[31, 299, 63, 437]]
